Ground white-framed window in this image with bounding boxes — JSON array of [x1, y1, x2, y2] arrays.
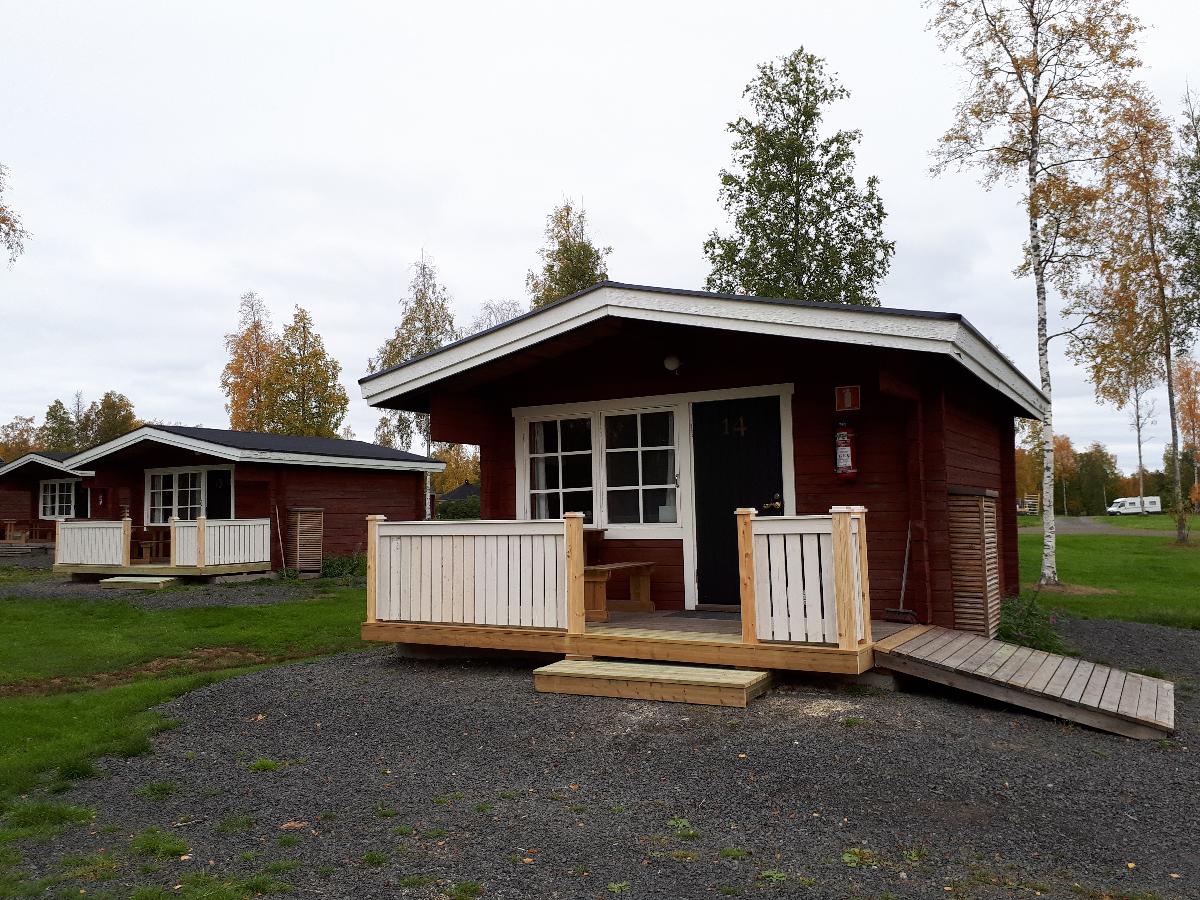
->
[[521, 407, 680, 528], [528, 417, 594, 521], [144, 466, 233, 524], [39, 479, 79, 520], [603, 410, 677, 524]]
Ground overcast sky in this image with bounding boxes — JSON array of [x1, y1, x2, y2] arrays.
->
[[1, 1, 1196, 470]]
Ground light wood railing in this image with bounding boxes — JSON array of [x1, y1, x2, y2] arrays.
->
[[172, 517, 271, 568], [367, 513, 586, 631], [737, 506, 872, 649], [54, 519, 130, 566]]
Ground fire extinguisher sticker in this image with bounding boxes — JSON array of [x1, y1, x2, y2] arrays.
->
[[836, 444, 853, 469], [835, 424, 857, 480]]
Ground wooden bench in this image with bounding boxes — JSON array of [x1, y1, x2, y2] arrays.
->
[[583, 562, 655, 622]]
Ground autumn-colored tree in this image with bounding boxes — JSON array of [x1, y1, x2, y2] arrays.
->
[[221, 291, 280, 432], [1175, 354, 1200, 507], [369, 253, 458, 452], [0, 416, 38, 462], [0, 164, 30, 266], [1172, 90, 1200, 322], [526, 200, 611, 308], [1052, 434, 1078, 515], [267, 307, 349, 438], [466, 299, 525, 336], [1073, 86, 1196, 538], [704, 48, 894, 305], [37, 400, 78, 453], [430, 443, 481, 495], [78, 392, 139, 446], [929, 0, 1143, 582]]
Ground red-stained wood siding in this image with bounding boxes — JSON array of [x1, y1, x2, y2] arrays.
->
[[0, 484, 35, 521]]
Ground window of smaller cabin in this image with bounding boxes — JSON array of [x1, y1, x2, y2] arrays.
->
[[528, 418, 593, 522], [39, 479, 77, 519]]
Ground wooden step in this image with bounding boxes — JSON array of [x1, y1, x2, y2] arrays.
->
[[874, 626, 1175, 740], [533, 659, 772, 707], [100, 576, 177, 590]]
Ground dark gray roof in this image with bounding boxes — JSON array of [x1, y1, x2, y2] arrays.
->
[[358, 280, 968, 386], [38, 451, 75, 462], [439, 481, 480, 502], [152, 425, 435, 463]]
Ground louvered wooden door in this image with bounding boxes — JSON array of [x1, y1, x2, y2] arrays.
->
[[286, 507, 324, 574], [948, 493, 1001, 638]]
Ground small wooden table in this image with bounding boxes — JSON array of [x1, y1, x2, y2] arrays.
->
[[583, 561, 655, 622]]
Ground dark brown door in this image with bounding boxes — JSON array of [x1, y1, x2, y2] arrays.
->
[[692, 396, 785, 604]]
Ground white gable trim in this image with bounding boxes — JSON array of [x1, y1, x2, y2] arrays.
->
[[0, 454, 92, 479], [64, 427, 444, 473], [359, 284, 1047, 419]]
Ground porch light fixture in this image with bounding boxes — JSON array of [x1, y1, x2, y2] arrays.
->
[[663, 355, 681, 373]]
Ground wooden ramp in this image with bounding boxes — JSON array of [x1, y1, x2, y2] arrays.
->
[[874, 626, 1175, 740], [533, 660, 772, 708]]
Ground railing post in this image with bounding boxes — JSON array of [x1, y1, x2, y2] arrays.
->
[[168, 517, 178, 567], [564, 512, 586, 635], [195, 515, 206, 568], [365, 515, 386, 624], [54, 520, 62, 565], [830, 506, 859, 650], [852, 507, 872, 644], [736, 508, 759, 645], [121, 516, 132, 567]]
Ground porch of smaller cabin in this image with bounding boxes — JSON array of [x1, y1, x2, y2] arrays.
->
[[52, 516, 273, 577]]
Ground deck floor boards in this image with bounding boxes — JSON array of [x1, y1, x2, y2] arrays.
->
[[877, 626, 1174, 738]]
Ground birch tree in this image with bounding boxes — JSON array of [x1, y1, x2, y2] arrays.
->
[[928, 0, 1142, 582], [369, 253, 458, 452], [221, 291, 280, 432], [704, 48, 894, 304], [1175, 354, 1200, 507], [0, 164, 30, 266], [526, 201, 611, 308]]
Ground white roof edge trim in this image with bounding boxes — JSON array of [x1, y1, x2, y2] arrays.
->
[[0, 454, 92, 478], [64, 427, 445, 473], [360, 285, 1047, 419]]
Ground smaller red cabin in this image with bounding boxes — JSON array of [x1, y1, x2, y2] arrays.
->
[[0, 426, 441, 575]]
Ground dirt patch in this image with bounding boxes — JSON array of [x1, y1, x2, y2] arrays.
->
[[0, 647, 299, 698], [1025, 582, 1120, 596]]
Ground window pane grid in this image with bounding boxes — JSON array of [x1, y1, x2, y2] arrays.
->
[[527, 418, 593, 523], [602, 410, 677, 525], [39, 480, 76, 520]]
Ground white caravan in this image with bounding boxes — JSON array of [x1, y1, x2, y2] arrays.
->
[[1106, 496, 1162, 515]]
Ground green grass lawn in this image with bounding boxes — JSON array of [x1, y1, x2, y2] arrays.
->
[[1087, 512, 1200, 531], [1015, 514, 1041, 529], [0, 580, 368, 801], [1018, 532, 1200, 629]]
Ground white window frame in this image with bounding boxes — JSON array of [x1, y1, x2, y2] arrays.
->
[[143, 465, 235, 524], [39, 478, 83, 520], [600, 408, 679, 526], [514, 383, 795, 609]]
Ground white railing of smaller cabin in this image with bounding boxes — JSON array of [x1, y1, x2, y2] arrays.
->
[[737, 506, 872, 649], [172, 517, 272, 567], [54, 519, 130, 566], [366, 514, 586, 632]]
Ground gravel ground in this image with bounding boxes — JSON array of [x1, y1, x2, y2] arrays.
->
[[12, 620, 1198, 899], [0, 572, 322, 608]]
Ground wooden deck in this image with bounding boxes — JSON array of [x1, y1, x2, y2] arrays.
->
[[54, 562, 271, 577], [874, 625, 1175, 739]]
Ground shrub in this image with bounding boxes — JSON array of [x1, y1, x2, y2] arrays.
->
[[437, 496, 481, 520], [998, 595, 1068, 654], [321, 554, 367, 579]]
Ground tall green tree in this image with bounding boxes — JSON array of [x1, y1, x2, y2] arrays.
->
[[221, 291, 279, 432], [37, 400, 78, 453], [929, 0, 1143, 582], [369, 253, 458, 452], [703, 48, 894, 305], [0, 164, 30, 266], [78, 392, 139, 446], [0, 416, 38, 462], [266, 307, 349, 438], [526, 200, 611, 308]]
